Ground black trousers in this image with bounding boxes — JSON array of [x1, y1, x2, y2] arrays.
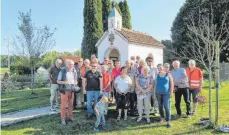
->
[[129, 92, 137, 115], [117, 92, 130, 109], [175, 88, 191, 115], [73, 92, 77, 107]]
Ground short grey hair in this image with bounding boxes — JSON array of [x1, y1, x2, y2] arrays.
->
[[101, 65, 108, 70], [141, 66, 150, 74], [188, 59, 196, 65], [55, 59, 62, 65], [84, 59, 90, 64], [172, 60, 180, 65], [164, 63, 170, 68]]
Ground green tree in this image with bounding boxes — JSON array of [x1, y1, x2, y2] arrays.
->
[[13, 10, 56, 94], [102, 0, 112, 32], [41, 51, 60, 69], [74, 50, 82, 56], [161, 40, 175, 63], [119, 0, 132, 29], [171, 0, 229, 62], [81, 0, 103, 58]]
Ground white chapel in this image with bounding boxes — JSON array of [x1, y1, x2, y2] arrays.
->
[[96, 7, 164, 66]]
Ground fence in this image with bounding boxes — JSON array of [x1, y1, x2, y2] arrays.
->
[[220, 62, 229, 81]]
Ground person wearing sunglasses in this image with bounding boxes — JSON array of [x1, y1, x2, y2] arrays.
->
[[101, 57, 109, 65], [82, 62, 103, 119]]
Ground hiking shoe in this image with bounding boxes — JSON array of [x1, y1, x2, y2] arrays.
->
[[153, 113, 159, 116], [50, 108, 56, 111], [68, 118, 74, 122], [146, 118, 151, 123], [192, 111, 196, 116], [137, 117, 142, 123], [94, 127, 100, 131], [86, 114, 92, 119], [61, 120, 66, 125], [167, 123, 171, 128], [124, 115, 127, 121], [102, 125, 107, 129], [117, 115, 121, 122]]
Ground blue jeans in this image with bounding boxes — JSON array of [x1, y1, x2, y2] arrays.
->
[[156, 93, 171, 122], [95, 115, 105, 128], [87, 91, 100, 115], [103, 92, 109, 114]]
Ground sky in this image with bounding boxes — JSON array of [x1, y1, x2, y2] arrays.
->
[[1, 0, 185, 55]]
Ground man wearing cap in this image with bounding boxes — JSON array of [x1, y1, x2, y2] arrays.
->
[[186, 59, 203, 115]]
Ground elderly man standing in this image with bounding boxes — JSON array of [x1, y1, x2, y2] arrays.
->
[[49, 59, 63, 111], [186, 60, 203, 115], [171, 60, 191, 118], [83, 62, 103, 119]]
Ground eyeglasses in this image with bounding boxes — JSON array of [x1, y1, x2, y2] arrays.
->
[[164, 67, 169, 68], [92, 66, 97, 67], [148, 60, 153, 62]]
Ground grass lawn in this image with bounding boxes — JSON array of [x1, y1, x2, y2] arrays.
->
[[2, 83, 229, 135], [0, 68, 9, 74], [1, 88, 50, 114]]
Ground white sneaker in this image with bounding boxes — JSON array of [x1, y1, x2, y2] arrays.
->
[[61, 119, 66, 125], [146, 117, 151, 123], [137, 117, 142, 123], [50, 108, 56, 111]]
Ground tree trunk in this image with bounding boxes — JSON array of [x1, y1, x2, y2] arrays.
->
[[30, 65, 35, 94], [208, 70, 212, 122]]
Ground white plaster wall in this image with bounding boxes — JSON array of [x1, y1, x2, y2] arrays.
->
[[97, 32, 129, 66], [128, 44, 163, 66]]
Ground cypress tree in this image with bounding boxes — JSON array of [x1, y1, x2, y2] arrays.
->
[[102, 0, 112, 32], [120, 0, 132, 29], [81, 0, 103, 58]]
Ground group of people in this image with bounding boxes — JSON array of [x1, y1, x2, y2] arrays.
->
[[48, 53, 203, 131]]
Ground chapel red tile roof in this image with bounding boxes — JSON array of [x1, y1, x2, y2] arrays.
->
[[60, 56, 81, 63], [116, 28, 164, 47]]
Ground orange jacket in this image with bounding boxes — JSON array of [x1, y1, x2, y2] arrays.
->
[[186, 67, 203, 89]]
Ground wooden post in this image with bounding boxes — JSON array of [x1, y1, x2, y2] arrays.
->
[[215, 41, 220, 127]]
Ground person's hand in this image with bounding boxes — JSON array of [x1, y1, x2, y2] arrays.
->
[[83, 89, 86, 94], [74, 80, 78, 85], [100, 91, 103, 95], [199, 88, 202, 92], [64, 81, 69, 85], [170, 94, 173, 98]]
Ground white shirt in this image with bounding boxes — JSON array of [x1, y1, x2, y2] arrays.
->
[[114, 75, 132, 93], [66, 71, 74, 84]]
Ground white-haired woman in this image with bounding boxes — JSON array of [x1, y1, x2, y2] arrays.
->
[[136, 66, 153, 123]]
